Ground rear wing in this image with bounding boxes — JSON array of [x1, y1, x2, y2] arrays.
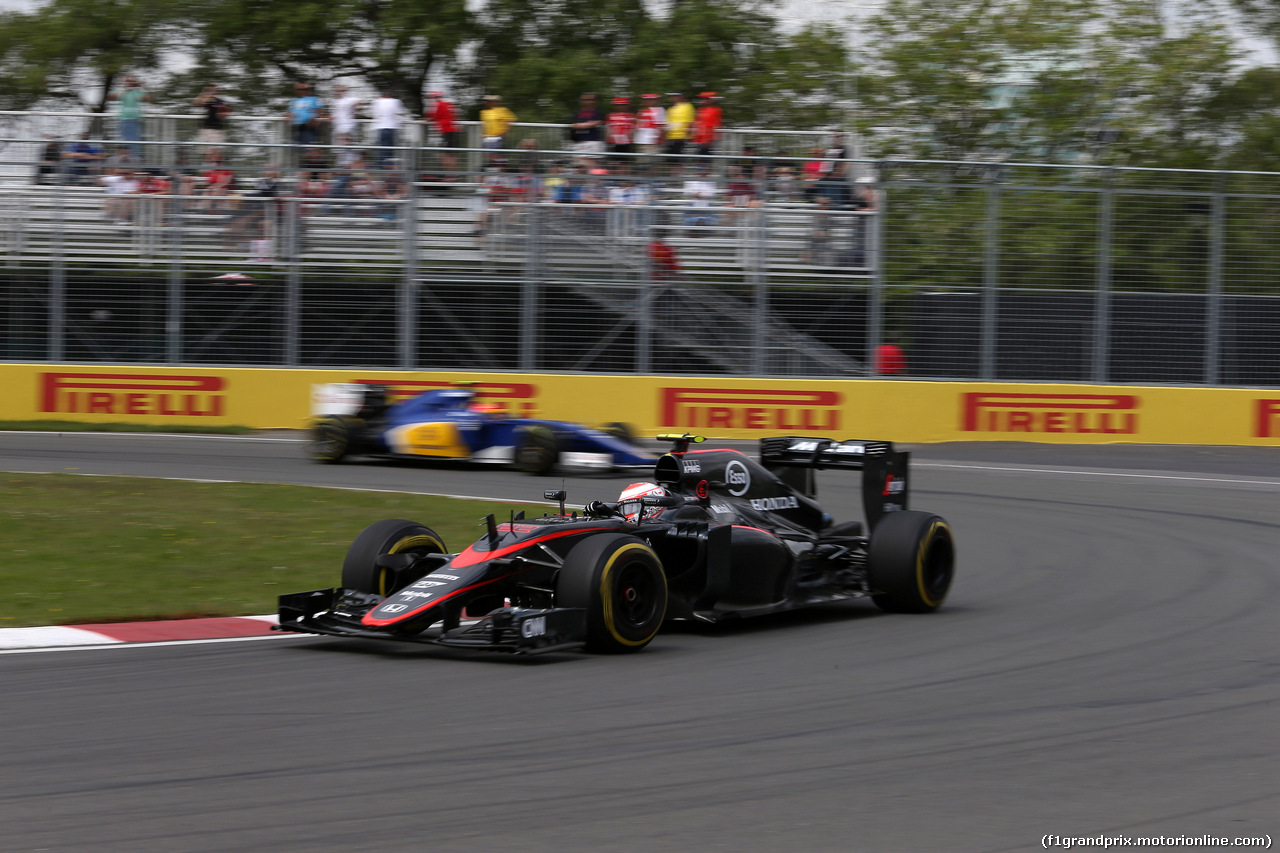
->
[[759, 436, 909, 529]]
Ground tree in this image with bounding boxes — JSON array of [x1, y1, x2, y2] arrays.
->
[[0, 0, 188, 113], [195, 0, 473, 117]]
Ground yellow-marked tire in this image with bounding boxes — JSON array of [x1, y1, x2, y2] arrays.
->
[[515, 425, 559, 475], [342, 519, 448, 596], [309, 416, 363, 464], [867, 511, 955, 613], [556, 534, 667, 653]]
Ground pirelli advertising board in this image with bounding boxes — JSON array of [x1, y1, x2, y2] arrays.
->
[[2, 364, 1278, 447]]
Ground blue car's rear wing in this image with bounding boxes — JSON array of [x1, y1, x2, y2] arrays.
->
[[759, 436, 909, 529]]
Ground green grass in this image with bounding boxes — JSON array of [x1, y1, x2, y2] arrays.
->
[[0, 473, 536, 628], [0, 420, 257, 434]]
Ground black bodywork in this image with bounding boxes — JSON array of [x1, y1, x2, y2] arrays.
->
[[276, 434, 956, 655]]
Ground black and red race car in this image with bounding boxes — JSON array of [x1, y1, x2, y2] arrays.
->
[[276, 434, 956, 655]]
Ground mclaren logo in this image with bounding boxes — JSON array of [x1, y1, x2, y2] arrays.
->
[[40, 372, 226, 417], [660, 387, 841, 431], [961, 392, 1139, 435]]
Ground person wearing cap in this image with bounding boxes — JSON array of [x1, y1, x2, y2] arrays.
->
[[285, 81, 326, 146], [480, 95, 517, 149], [693, 91, 722, 156], [566, 93, 605, 160], [635, 93, 666, 158], [664, 92, 695, 156], [424, 92, 459, 178], [606, 96, 637, 165]]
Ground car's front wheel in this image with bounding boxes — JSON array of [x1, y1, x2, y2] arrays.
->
[[556, 534, 667, 653], [515, 425, 559, 475], [309, 415, 363, 464], [867, 511, 955, 613], [342, 519, 448, 596]]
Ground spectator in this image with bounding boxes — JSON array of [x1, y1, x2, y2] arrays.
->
[[648, 235, 682, 281], [635, 93, 666, 159], [693, 91, 723, 156], [193, 85, 232, 146], [800, 195, 833, 265], [108, 74, 151, 163], [377, 162, 409, 221], [770, 165, 799, 201], [424, 91, 459, 179], [169, 149, 200, 199], [606, 97, 636, 165], [801, 147, 826, 200], [567, 93, 606, 161], [873, 341, 907, 375], [853, 176, 879, 211], [286, 81, 326, 146], [300, 146, 331, 177], [818, 160, 853, 209], [480, 95, 516, 149], [681, 164, 718, 235], [330, 83, 363, 154], [63, 133, 106, 184], [371, 85, 404, 167], [100, 166, 141, 225], [664, 92, 695, 157], [36, 135, 62, 184], [609, 178, 650, 206], [515, 137, 543, 175], [200, 148, 236, 208], [542, 161, 569, 201]]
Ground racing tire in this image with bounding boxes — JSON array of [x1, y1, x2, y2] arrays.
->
[[309, 415, 363, 464], [342, 519, 448, 596], [599, 422, 635, 444], [867, 511, 955, 613], [556, 534, 668, 653], [515, 425, 559, 475]]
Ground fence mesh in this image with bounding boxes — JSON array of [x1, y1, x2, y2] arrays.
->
[[5, 137, 1280, 385]]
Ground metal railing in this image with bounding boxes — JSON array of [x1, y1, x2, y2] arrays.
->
[[3, 133, 1280, 385]]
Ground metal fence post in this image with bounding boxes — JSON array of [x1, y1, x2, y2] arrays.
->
[[520, 202, 542, 370], [867, 179, 886, 375], [980, 171, 1001, 380], [1092, 170, 1115, 382], [399, 155, 418, 370], [50, 170, 66, 363], [1205, 172, 1225, 384]]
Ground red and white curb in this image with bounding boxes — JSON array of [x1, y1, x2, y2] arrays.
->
[[0, 615, 281, 651]]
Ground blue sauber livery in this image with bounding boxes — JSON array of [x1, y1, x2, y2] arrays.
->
[[309, 383, 655, 474]]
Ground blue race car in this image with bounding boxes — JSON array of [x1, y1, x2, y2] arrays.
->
[[309, 383, 656, 475]]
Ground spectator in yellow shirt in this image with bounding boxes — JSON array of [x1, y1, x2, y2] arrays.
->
[[665, 92, 695, 156], [481, 95, 517, 149]]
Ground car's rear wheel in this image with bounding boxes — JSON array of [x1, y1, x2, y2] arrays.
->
[[867, 511, 955, 613], [515, 425, 559, 475], [556, 534, 667, 653], [599, 421, 635, 444], [310, 415, 363, 464], [342, 519, 448, 596]]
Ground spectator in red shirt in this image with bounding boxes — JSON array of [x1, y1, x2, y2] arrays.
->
[[648, 236, 682, 282], [425, 91, 459, 179], [606, 97, 637, 169], [693, 91, 723, 156]]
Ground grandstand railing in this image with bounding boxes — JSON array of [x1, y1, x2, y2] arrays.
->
[[3, 127, 1280, 386]]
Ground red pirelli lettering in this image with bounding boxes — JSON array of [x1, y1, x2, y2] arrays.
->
[[40, 373, 226, 417], [660, 387, 842, 430], [1256, 399, 1280, 438], [961, 392, 1140, 435]]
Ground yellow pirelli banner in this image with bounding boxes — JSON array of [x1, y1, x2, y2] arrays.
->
[[2, 364, 1278, 446]]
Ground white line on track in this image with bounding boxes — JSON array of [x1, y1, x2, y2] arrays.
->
[[914, 461, 1280, 489], [0, 633, 307, 656]]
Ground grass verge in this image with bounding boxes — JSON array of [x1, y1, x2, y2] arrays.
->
[[1, 473, 533, 628]]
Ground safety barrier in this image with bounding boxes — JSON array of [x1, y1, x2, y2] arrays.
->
[[3, 364, 1277, 446]]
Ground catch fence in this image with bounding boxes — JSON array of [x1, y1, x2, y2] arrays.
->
[[2, 129, 1279, 385]]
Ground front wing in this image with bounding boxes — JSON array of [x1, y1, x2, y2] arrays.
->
[[275, 588, 588, 655]]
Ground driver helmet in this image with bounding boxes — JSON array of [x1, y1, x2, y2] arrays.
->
[[617, 482, 671, 522], [467, 401, 507, 419]]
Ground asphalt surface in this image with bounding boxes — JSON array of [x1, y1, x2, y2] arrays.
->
[[2, 432, 1278, 852]]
